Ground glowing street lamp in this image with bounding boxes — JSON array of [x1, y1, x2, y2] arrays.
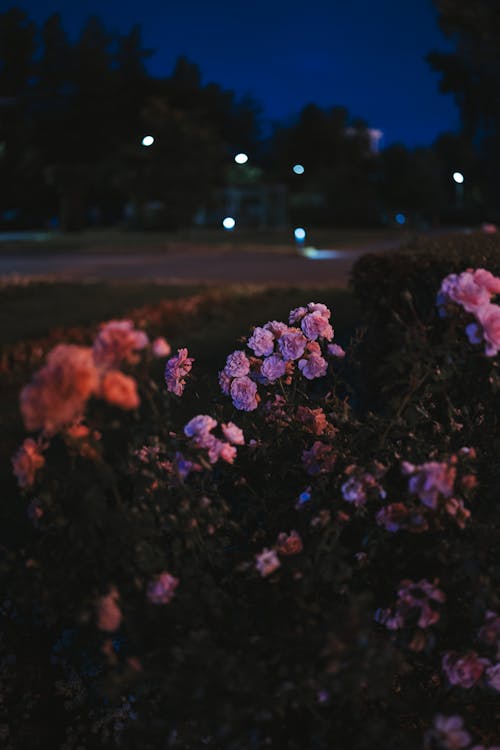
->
[[294, 227, 306, 244], [292, 164, 305, 175], [222, 216, 236, 231], [452, 172, 464, 184], [141, 135, 155, 147], [234, 153, 248, 164]]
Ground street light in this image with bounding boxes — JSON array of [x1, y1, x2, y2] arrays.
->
[[234, 153, 248, 164], [292, 164, 305, 175], [222, 216, 236, 230], [142, 135, 155, 147], [452, 172, 464, 184], [294, 227, 306, 243]]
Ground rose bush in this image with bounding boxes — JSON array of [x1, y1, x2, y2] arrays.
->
[[2, 268, 500, 749]]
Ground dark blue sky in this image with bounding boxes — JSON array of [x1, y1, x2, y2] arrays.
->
[[3, 0, 459, 146]]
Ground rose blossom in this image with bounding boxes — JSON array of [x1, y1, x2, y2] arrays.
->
[[12, 438, 45, 488], [100, 371, 140, 410], [403, 460, 456, 509], [442, 651, 490, 688], [476, 303, 500, 356], [473, 268, 500, 295], [152, 337, 171, 357], [301, 311, 334, 341], [278, 330, 307, 360], [479, 611, 500, 651], [96, 587, 122, 632], [296, 406, 329, 435], [427, 715, 471, 750], [230, 376, 259, 411], [20, 345, 99, 434], [261, 354, 287, 382], [327, 343, 346, 358], [437, 272, 490, 315], [485, 663, 500, 691], [221, 422, 245, 445], [255, 548, 281, 577], [289, 306, 308, 325], [218, 369, 232, 395], [298, 352, 328, 380], [247, 326, 275, 356], [147, 572, 179, 604], [184, 414, 217, 439], [164, 348, 194, 396], [276, 530, 303, 556], [263, 320, 289, 338], [93, 319, 148, 369], [224, 350, 250, 378]]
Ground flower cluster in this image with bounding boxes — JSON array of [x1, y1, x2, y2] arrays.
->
[[375, 578, 446, 633], [164, 347, 195, 396], [341, 462, 386, 507], [401, 457, 471, 528], [437, 268, 500, 356], [220, 302, 336, 411], [183, 414, 244, 466], [440, 610, 500, 692], [255, 530, 303, 577]]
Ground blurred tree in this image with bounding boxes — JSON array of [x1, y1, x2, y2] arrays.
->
[[429, 0, 500, 217]]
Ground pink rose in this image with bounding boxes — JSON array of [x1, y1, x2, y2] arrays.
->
[[476, 303, 500, 356], [261, 354, 287, 382], [147, 572, 179, 604], [301, 311, 334, 341], [442, 651, 490, 688], [221, 422, 245, 445], [100, 371, 140, 410], [224, 350, 250, 378], [152, 337, 171, 357], [96, 587, 122, 632], [255, 548, 281, 577], [230, 376, 259, 411], [93, 320, 148, 369], [278, 330, 307, 360], [12, 438, 45, 488], [247, 327, 275, 356], [298, 353, 328, 380]]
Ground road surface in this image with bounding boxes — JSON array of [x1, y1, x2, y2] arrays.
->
[[0, 239, 402, 287]]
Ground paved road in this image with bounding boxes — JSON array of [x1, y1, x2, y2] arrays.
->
[[0, 240, 400, 287]]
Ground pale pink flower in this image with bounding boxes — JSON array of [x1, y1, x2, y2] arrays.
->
[[298, 353, 328, 380], [152, 337, 171, 358], [12, 438, 45, 488], [301, 311, 334, 341], [255, 548, 281, 577], [404, 460, 456, 509], [442, 651, 490, 688], [341, 477, 367, 506], [212, 440, 237, 464], [261, 354, 287, 382], [296, 406, 329, 435], [224, 350, 250, 378], [327, 343, 346, 358], [473, 268, 500, 295], [147, 572, 179, 604], [20, 345, 99, 434], [302, 441, 336, 475], [476, 303, 500, 356], [438, 272, 490, 315], [263, 320, 289, 338], [485, 663, 500, 691], [478, 611, 500, 651], [230, 376, 259, 411], [428, 715, 471, 750], [276, 530, 303, 556], [377, 579, 446, 631], [96, 587, 122, 632], [247, 326, 275, 356], [221, 422, 245, 445], [375, 503, 428, 533], [278, 330, 307, 360], [164, 348, 194, 396], [100, 371, 140, 410], [184, 414, 217, 439], [288, 306, 308, 325], [218, 369, 232, 395], [93, 320, 148, 369]]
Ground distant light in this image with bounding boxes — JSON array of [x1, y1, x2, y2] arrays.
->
[[234, 153, 248, 164], [294, 227, 306, 241], [453, 171, 464, 184], [222, 216, 236, 230], [293, 164, 305, 175], [142, 135, 154, 147], [395, 213, 406, 225]]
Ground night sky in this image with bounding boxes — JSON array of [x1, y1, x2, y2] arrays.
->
[[3, 0, 459, 147]]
